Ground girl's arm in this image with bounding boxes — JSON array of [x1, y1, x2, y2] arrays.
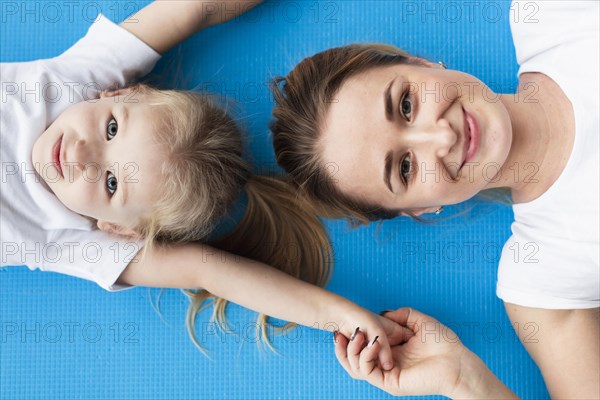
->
[[117, 242, 411, 369], [121, 0, 261, 55], [504, 303, 600, 398]]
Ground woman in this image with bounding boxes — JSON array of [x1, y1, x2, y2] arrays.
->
[[270, 1, 599, 397]]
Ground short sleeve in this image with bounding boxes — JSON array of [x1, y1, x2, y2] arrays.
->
[[43, 228, 144, 291], [47, 13, 162, 100]]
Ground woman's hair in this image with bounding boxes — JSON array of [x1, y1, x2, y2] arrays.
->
[[270, 44, 422, 224], [132, 85, 332, 352]]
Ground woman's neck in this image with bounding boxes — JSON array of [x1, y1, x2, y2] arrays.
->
[[491, 73, 575, 203]]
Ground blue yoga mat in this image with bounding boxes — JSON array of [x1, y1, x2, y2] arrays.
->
[[1, 1, 549, 398]]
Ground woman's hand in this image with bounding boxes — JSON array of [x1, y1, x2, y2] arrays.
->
[[334, 308, 518, 399]]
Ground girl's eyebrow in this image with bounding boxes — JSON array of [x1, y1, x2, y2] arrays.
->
[[119, 106, 129, 138], [119, 171, 129, 207], [115, 106, 129, 207]]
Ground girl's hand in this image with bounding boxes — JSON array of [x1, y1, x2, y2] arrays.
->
[[335, 308, 518, 399]]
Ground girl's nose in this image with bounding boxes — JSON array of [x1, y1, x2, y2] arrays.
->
[[73, 138, 96, 172]]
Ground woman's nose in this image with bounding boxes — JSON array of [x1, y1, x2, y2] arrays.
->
[[431, 119, 457, 159], [408, 119, 457, 159]]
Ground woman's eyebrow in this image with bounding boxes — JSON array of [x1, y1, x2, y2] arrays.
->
[[384, 150, 394, 193], [384, 78, 395, 121]]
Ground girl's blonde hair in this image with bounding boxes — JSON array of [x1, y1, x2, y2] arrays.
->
[[270, 44, 509, 224], [131, 85, 332, 352]]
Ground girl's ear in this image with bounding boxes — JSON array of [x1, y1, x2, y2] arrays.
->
[[97, 220, 142, 240], [99, 84, 143, 99]]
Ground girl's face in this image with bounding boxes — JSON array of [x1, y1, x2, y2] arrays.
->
[[319, 63, 513, 214], [32, 90, 167, 235]]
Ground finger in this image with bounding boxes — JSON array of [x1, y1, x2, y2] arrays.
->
[[373, 333, 395, 371], [383, 307, 432, 333], [381, 308, 411, 325], [347, 330, 366, 374], [387, 324, 416, 345], [358, 339, 387, 390], [333, 332, 354, 377], [400, 325, 416, 341], [378, 314, 415, 345], [359, 336, 383, 377]]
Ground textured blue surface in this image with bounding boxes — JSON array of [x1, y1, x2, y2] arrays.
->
[[1, 1, 549, 399]]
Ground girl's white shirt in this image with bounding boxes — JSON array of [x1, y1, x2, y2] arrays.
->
[[497, 1, 600, 308], [0, 15, 160, 291]]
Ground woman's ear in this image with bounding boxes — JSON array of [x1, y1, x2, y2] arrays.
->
[[406, 56, 440, 69], [97, 220, 142, 240], [99, 84, 143, 99], [406, 206, 441, 217]]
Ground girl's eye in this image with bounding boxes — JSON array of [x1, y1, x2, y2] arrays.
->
[[106, 171, 118, 196], [400, 153, 413, 186], [400, 91, 412, 121], [107, 118, 118, 140]]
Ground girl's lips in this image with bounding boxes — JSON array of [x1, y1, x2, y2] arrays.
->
[[464, 108, 479, 164], [52, 134, 64, 178]]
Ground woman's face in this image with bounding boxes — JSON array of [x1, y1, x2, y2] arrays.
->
[[319, 63, 513, 214]]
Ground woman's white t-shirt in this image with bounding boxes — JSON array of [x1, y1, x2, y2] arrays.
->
[[497, 1, 599, 309], [0, 15, 160, 290]]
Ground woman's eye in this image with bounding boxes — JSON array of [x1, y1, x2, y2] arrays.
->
[[400, 153, 413, 185], [106, 171, 118, 196], [400, 92, 412, 121], [107, 118, 118, 140]]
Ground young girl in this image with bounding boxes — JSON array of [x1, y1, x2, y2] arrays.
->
[[0, 0, 410, 368]]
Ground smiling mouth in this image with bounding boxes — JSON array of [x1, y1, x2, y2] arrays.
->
[[52, 134, 64, 178], [461, 106, 471, 168], [460, 106, 479, 170], [464, 108, 479, 164]]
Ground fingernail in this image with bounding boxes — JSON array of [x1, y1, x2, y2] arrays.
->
[[367, 336, 379, 348], [332, 330, 339, 343], [349, 327, 360, 341], [378, 310, 394, 316], [383, 361, 393, 370]]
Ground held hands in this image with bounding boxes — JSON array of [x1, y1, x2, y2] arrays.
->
[[335, 308, 475, 398], [337, 308, 416, 372]]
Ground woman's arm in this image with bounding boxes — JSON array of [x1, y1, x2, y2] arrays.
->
[[504, 303, 600, 398], [120, 0, 261, 54], [117, 242, 412, 369]]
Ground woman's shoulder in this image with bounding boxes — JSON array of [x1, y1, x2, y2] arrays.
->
[[511, 0, 598, 68]]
